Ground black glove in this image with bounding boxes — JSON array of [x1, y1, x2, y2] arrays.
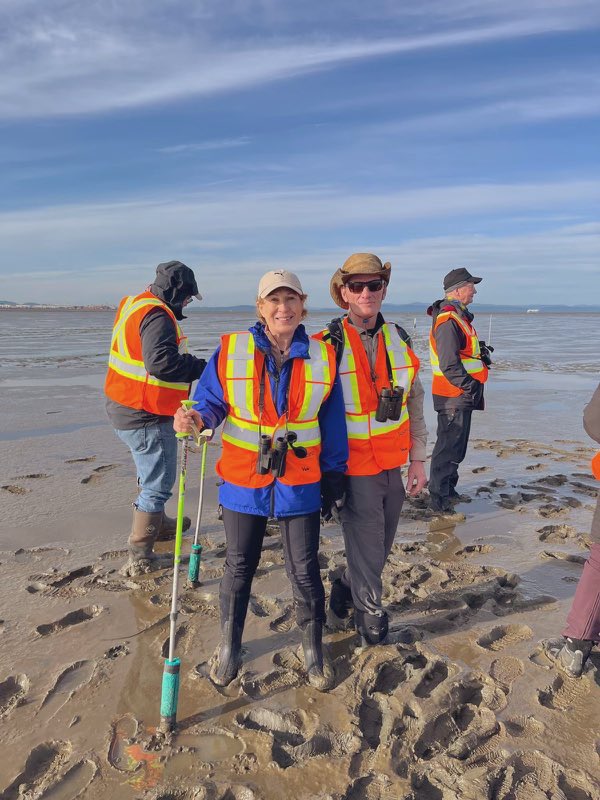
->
[[321, 471, 346, 523], [479, 340, 494, 368]]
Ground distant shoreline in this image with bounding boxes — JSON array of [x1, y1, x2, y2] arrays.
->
[[0, 305, 116, 312]]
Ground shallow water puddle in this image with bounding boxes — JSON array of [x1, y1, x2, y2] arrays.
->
[[108, 715, 243, 791]]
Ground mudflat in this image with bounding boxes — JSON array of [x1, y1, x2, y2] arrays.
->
[[1, 372, 599, 799]]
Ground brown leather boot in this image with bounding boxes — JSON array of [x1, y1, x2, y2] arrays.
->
[[128, 508, 165, 561], [157, 512, 191, 541]]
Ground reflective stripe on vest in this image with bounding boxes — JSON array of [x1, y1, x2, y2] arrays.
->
[[338, 321, 415, 441], [105, 293, 190, 414], [429, 310, 488, 397], [219, 332, 335, 486]]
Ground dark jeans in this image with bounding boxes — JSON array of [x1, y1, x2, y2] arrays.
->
[[563, 542, 600, 642], [340, 469, 406, 615], [220, 507, 324, 626], [429, 409, 473, 510]]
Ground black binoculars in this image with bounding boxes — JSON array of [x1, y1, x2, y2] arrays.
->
[[479, 340, 494, 368], [256, 431, 307, 478], [375, 386, 404, 423]]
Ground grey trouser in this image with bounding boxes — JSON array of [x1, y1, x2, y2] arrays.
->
[[563, 542, 600, 642], [340, 468, 406, 615]]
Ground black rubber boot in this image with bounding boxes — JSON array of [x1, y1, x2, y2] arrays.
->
[[210, 592, 249, 687], [327, 578, 354, 630], [300, 620, 335, 691], [355, 609, 389, 647]]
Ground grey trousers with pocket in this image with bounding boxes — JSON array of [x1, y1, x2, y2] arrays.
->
[[340, 468, 406, 615]]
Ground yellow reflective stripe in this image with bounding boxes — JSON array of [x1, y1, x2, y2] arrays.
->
[[346, 409, 408, 439], [108, 353, 189, 391], [339, 329, 361, 412], [381, 324, 415, 399], [111, 297, 177, 358], [224, 333, 258, 421], [299, 339, 331, 419]]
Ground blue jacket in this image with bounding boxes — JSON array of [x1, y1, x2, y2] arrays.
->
[[191, 322, 348, 517]]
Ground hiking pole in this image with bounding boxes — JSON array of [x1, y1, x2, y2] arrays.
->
[[188, 429, 212, 586], [159, 399, 194, 734]]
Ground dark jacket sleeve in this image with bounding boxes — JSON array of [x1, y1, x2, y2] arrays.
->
[[140, 308, 206, 383], [583, 382, 600, 444], [435, 319, 483, 406]]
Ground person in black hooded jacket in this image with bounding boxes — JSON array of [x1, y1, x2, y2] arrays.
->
[[105, 261, 206, 567]]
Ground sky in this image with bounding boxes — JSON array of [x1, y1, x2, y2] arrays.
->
[[1, 0, 599, 307]]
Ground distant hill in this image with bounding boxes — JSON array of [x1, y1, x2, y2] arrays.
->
[[187, 303, 600, 313]]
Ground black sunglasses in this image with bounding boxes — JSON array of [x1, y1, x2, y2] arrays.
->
[[345, 279, 385, 294]]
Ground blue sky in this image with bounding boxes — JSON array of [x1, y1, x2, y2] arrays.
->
[[1, 1, 599, 306]]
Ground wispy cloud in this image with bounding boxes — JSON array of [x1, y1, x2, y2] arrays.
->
[[2, 1, 599, 119], [0, 179, 598, 304], [156, 137, 251, 155]]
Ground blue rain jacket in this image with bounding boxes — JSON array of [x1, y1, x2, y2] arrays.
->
[[191, 322, 348, 518]]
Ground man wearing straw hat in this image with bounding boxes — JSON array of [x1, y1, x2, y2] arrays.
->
[[320, 253, 428, 646]]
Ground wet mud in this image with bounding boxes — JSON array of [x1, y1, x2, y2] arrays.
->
[[1, 434, 599, 798]]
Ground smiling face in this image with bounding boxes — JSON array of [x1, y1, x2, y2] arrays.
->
[[340, 273, 387, 326], [258, 288, 305, 338]]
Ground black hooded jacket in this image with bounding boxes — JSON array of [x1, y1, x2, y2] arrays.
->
[[427, 299, 484, 412], [106, 263, 206, 429]]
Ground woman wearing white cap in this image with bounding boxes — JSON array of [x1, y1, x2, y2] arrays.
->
[[174, 270, 348, 690]]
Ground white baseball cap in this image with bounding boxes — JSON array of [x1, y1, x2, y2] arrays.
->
[[257, 269, 304, 299]]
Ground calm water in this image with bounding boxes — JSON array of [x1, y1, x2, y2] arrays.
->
[[0, 309, 599, 380]]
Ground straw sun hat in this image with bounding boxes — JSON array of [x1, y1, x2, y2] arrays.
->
[[330, 253, 391, 310]]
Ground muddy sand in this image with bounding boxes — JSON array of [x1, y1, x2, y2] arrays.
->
[[1, 393, 600, 798]]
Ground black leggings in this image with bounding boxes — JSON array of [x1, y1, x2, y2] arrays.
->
[[220, 507, 325, 626]]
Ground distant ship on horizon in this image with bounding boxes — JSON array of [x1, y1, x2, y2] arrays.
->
[[526, 308, 540, 313]]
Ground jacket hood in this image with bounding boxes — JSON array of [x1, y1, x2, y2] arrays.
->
[[149, 261, 200, 320], [428, 298, 473, 324]]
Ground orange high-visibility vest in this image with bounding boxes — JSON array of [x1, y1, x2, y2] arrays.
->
[[319, 319, 419, 476], [592, 452, 600, 480], [216, 332, 336, 488], [104, 292, 190, 415], [429, 309, 488, 397]]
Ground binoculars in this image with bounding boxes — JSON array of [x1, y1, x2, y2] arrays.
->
[[479, 340, 494, 368], [375, 386, 404, 423], [256, 431, 307, 478]]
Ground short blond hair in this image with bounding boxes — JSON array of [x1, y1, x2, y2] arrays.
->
[[256, 294, 308, 324]]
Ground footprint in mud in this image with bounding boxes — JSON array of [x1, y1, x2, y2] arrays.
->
[[104, 644, 129, 659], [486, 749, 598, 800], [81, 464, 118, 484], [108, 715, 164, 789], [537, 503, 569, 518], [0, 740, 72, 800], [503, 714, 546, 738], [10, 473, 50, 480], [455, 544, 495, 556], [65, 456, 96, 464], [472, 466, 489, 473], [240, 650, 304, 699], [412, 691, 499, 761], [39, 660, 97, 719], [36, 605, 104, 637], [0, 673, 30, 718], [2, 484, 29, 495], [160, 624, 188, 657], [249, 595, 281, 618], [269, 604, 294, 632], [489, 656, 524, 693], [569, 480, 598, 498], [27, 565, 95, 596], [537, 673, 590, 711], [34, 759, 98, 800], [413, 660, 450, 699], [537, 524, 581, 543], [525, 462, 545, 471], [477, 624, 533, 652], [535, 473, 568, 487], [540, 550, 586, 565]]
